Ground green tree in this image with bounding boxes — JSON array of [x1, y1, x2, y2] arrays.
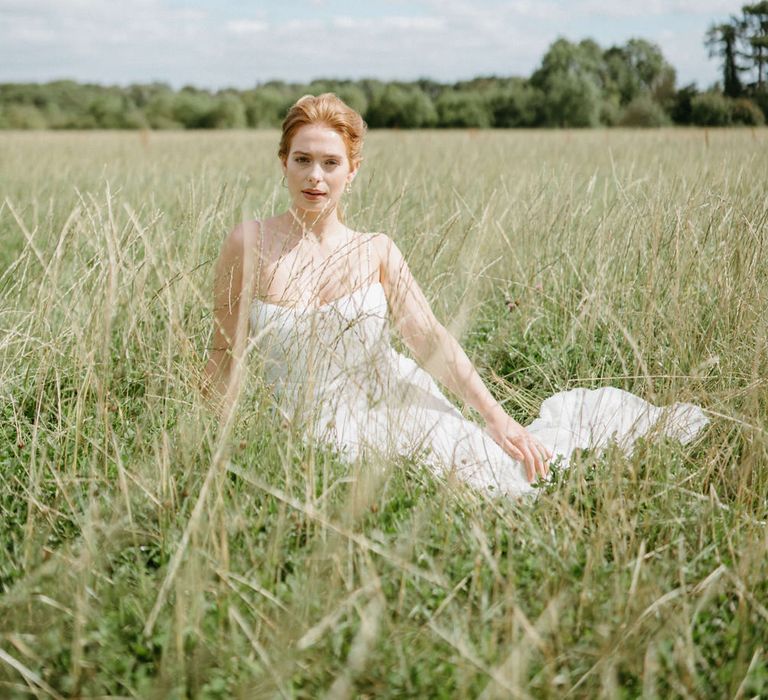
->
[[531, 38, 606, 127], [172, 88, 216, 129], [604, 39, 676, 108], [487, 80, 542, 127], [127, 82, 174, 109], [435, 90, 492, 128], [144, 92, 183, 129], [670, 83, 699, 124], [413, 78, 443, 101], [743, 2, 768, 88], [604, 46, 637, 105], [241, 86, 296, 127], [88, 93, 146, 129], [624, 39, 672, 91], [365, 84, 437, 128], [706, 3, 768, 95], [206, 93, 247, 129], [706, 22, 744, 97]]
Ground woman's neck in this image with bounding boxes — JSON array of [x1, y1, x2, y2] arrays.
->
[[287, 206, 345, 244]]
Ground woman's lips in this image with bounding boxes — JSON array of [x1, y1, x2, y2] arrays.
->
[[302, 190, 326, 200]]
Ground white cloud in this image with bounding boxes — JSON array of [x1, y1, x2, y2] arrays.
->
[[0, 0, 739, 87], [1, 0, 209, 46], [226, 20, 269, 35], [332, 15, 444, 31], [570, 0, 739, 17]]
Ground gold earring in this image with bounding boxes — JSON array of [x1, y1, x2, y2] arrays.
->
[[280, 175, 287, 188], [345, 181, 353, 194]]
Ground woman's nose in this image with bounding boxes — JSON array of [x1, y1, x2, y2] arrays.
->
[[307, 163, 323, 182]]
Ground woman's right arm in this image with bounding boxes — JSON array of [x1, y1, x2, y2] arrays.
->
[[203, 223, 259, 418]]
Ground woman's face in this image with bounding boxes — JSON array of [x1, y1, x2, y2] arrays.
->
[[282, 123, 357, 217]]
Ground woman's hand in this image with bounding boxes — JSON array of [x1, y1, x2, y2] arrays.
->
[[483, 409, 552, 483]]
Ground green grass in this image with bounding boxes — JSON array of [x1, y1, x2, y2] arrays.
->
[[0, 127, 767, 698]]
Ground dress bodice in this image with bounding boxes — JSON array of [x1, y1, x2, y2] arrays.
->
[[249, 282, 394, 416]]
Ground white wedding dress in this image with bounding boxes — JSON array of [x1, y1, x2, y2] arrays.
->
[[250, 281, 708, 498]]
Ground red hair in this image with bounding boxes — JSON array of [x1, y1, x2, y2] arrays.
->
[[278, 93, 366, 168]]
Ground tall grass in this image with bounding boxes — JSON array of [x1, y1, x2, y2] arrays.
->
[[1, 128, 767, 698]]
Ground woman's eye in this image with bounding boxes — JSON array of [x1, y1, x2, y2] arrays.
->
[[295, 156, 309, 163], [325, 160, 340, 166]]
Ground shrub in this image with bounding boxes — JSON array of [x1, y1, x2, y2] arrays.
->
[[366, 85, 437, 128], [690, 92, 732, 126], [144, 94, 183, 129], [87, 95, 148, 129], [751, 90, 768, 121], [435, 91, 492, 128], [241, 88, 293, 128], [172, 90, 216, 129], [599, 98, 621, 126], [488, 83, 541, 127], [1, 104, 48, 129], [206, 95, 247, 129], [730, 98, 765, 126], [618, 95, 670, 127], [670, 83, 698, 124]]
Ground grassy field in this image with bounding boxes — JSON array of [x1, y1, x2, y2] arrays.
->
[[1, 127, 767, 699]]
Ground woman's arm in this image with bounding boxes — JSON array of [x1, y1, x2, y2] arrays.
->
[[375, 234, 551, 482], [203, 223, 259, 421]]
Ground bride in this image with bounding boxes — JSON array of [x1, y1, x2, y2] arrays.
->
[[203, 93, 706, 498]]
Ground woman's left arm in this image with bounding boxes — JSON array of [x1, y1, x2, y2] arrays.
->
[[375, 234, 551, 482]]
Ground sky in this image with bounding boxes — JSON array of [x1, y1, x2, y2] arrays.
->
[[0, 0, 747, 90]]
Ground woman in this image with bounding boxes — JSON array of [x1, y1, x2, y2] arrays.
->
[[204, 93, 706, 498]]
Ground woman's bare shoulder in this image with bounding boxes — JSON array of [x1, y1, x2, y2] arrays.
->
[[222, 216, 286, 259], [364, 231, 396, 253], [221, 219, 257, 252], [366, 232, 405, 262], [360, 233, 409, 285]]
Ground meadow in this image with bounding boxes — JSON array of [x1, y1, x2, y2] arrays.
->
[[0, 127, 767, 698]]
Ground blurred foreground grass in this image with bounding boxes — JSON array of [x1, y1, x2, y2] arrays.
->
[[0, 128, 767, 698]]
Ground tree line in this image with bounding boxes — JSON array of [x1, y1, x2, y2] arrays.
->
[[2, 29, 766, 131]]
